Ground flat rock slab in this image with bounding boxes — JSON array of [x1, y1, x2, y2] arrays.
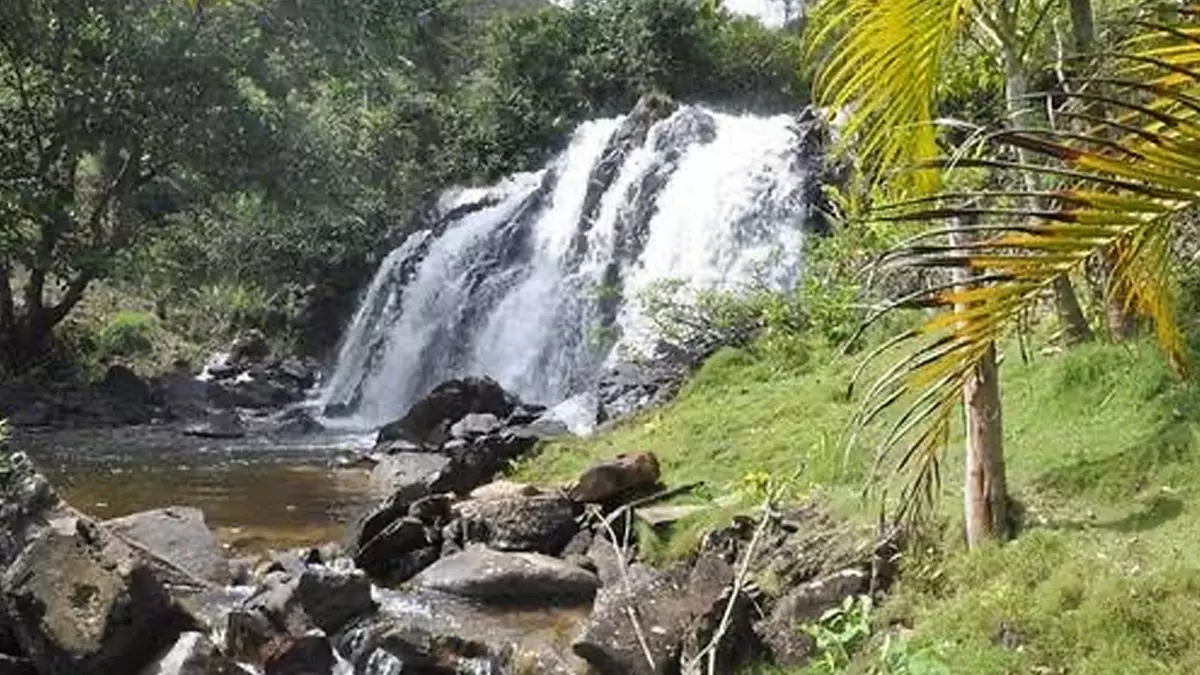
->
[[106, 507, 229, 585], [368, 452, 453, 499], [413, 546, 600, 605]]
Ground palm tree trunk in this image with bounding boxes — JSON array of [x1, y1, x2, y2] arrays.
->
[[962, 341, 1009, 546], [951, 220, 1010, 547], [999, 23, 1094, 345]]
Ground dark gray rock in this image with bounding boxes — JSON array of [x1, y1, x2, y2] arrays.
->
[[413, 546, 599, 605], [100, 365, 152, 406], [0, 654, 37, 675], [274, 408, 323, 435], [226, 567, 373, 667], [152, 371, 215, 421], [183, 410, 246, 439], [2, 517, 194, 675], [368, 452, 454, 499], [105, 506, 229, 585], [350, 516, 439, 584], [375, 376, 520, 448], [572, 555, 734, 675], [334, 619, 503, 675], [229, 330, 270, 366], [455, 494, 579, 555]]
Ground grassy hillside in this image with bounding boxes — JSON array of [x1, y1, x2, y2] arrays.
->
[[513, 337, 1200, 674]]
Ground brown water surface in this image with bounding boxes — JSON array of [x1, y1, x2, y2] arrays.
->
[[10, 425, 376, 554]]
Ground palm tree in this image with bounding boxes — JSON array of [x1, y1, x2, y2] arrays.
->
[[812, 0, 1190, 545]]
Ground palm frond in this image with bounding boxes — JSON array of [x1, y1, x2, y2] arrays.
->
[[859, 6, 1200, 523], [809, 0, 978, 194]]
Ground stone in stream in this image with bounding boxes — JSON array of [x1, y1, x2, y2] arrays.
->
[[454, 493, 580, 555], [261, 631, 335, 675], [413, 545, 600, 605], [334, 619, 503, 675], [226, 566, 374, 668], [375, 375, 521, 449], [183, 409, 246, 439], [105, 506, 230, 585]]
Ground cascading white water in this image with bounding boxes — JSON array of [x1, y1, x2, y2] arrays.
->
[[320, 104, 818, 428]]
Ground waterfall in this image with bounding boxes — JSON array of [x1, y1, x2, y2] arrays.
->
[[319, 104, 823, 428]]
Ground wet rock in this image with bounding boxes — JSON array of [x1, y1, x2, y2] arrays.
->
[[262, 631, 334, 675], [183, 409, 246, 439], [368, 452, 454, 500], [414, 546, 600, 605], [106, 506, 230, 585], [2, 517, 194, 675], [152, 371, 214, 422], [221, 377, 296, 409], [597, 361, 688, 423], [276, 358, 318, 391], [226, 567, 373, 667], [376, 376, 520, 448], [351, 516, 439, 584], [509, 416, 572, 441], [275, 409, 323, 436], [505, 404, 547, 427], [335, 619, 502, 675], [754, 569, 870, 666], [455, 494, 580, 555], [229, 558, 256, 587], [569, 452, 661, 505], [138, 631, 244, 675]]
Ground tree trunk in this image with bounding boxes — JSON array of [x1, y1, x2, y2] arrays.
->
[[1067, 0, 1137, 339], [951, 219, 1010, 547], [962, 342, 1009, 546], [999, 21, 1094, 345]]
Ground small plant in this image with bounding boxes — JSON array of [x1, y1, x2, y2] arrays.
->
[[800, 594, 875, 673]]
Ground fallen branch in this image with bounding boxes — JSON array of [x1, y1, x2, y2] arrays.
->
[[590, 504, 658, 673], [601, 480, 705, 532]]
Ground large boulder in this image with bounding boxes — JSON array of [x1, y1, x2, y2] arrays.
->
[[376, 376, 520, 448], [453, 494, 579, 555], [106, 507, 229, 585], [413, 546, 600, 605], [99, 365, 153, 406], [569, 452, 661, 505], [2, 517, 195, 675]]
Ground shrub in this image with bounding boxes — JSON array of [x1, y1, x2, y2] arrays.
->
[[96, 311, 160, 359]]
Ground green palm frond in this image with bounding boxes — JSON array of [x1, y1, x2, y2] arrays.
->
[[810, 0, 978, 194], [858, 6, 1200, 523]]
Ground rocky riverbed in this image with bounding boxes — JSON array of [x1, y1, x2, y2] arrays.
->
[[0, 350, 899, 674]]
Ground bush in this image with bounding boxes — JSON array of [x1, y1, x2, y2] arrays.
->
[[96, 311, 160, 359]]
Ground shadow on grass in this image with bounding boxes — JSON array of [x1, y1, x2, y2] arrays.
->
[[1030, 419, 1197, 534], [1041, 494, 1184, 534]]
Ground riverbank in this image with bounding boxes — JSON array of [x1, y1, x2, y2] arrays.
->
[[514, 337, 1200, 673]]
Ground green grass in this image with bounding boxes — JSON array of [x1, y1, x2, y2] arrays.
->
[[511, 336, 1200, 674]]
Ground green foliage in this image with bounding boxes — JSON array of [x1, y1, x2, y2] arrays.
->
[[801, 595, 876, 673], [96, 312, 160, 360]]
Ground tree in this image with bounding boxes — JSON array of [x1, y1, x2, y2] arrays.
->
[[0, 0, 278, 368], [833, 2, 1191, 540]]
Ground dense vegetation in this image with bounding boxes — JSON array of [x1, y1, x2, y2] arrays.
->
[[0, 0, 806, 376]]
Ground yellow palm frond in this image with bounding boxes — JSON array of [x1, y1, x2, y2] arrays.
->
[[858, 7, 1200, 522], [810, 0, 978, 195]]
